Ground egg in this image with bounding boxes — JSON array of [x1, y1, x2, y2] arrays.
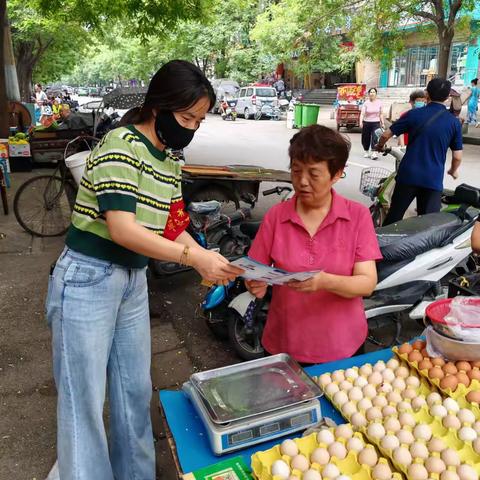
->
[[351, 412, 367, 428], [333, 391, 349, 406], [271, 460, 291, 479], [473, 437, 480, 455], [325, 383, 340, 396], [322, 463, 340, 479], [372, 463, 392, 480], [387, 358, 400, 370], [384, 417, 402, 433], [468, 370, 480, 382], [396, 429, 415, 445], [381, 368, 396, 383], [456, 361, 472, 372], [443, 414, 462, 430], [368, 372, 384, 386], [443, 362, 458, 375], [311, 447, 330, 465], [367, 423, 386, 440], [440, 375, 459, 392], [359, 364, 373, 377], [335, 424, 353, 440], [318, 373, 332, 387], [425, 457, 446, 474], [474, 421, 480, 435], [317, 429, 335, 446], [332, 371, 345, 383], [328, 441, 347, 460], [291, 455, 309, 472], [412, 396, 427, 411], [358, 447, 378, 467], [472, 361, 480, 368], [397, 401, 412, 413], [426, 392, 442, 406], [430, 404, 448, 418], [418, 359, 433, 371], [354, 376, 369, 388], [406, 376, 421, 389], [378, 383, 393, 394], [337, 476, 351, 480], [429, 366, 445, 380], [366, 407, 383, 422], [289, 476, 301, 480], [431, 357, 446, 367], [387, 391, 403, 404], [348, 387, 363, 402], [382, 405, 397, 417], [399, 412, 416, 428], [280, 439, 299, 457], [412, 340, 426, 351], [363, 384, 378, 399], [358, 398, 373, 411], [346, 436, 364, 453], [410, 441, 429, 459], [466, 391, 480, 404], [456, 372, 471, 388], [303, 469, 322, 480], [381, 434, 400, 450], [441, 472, 460, 480], [458, 408, 476, 425], [345, 368, 359, 380], [409, 351, 424, 364], [393, 446, 412, 466], [443, 397, 460, 413], [456, 465, 478, 480], [392, 378, 406, 391], [372, 395, 388, 408], [342, 402, 357, 417], [427, 437, 446, 453], [408, 464, 429, 480], [459, 426, 477, 442], [402, 388, 418, 400], [396, 365, 410, 378], [374, 361, 387, 372], [441, 448, 461, 467], [399, 343, 413, 355], [413, 424, 432, 441], [339, 380, 353, 392]]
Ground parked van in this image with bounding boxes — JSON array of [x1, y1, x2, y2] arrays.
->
[[235, 86, 278, 119]]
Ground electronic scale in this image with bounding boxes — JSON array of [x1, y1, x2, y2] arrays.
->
[[182, 354, 323, 455]]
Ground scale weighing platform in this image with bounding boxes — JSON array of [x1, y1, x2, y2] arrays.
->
[[183, 354, 323, 455]]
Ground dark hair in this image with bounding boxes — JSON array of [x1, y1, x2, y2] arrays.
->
[[409, 89, 426, 102], [35, 83, 42, 89], [426, 78, 451, 102], [368, 88, 378, 94], [472, 78, 478, 86], [121, 60, 215, 125], [289, 125, 351, 178]]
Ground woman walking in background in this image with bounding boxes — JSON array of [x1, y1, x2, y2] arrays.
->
[[360, 88, 385, 159], [467, 78, 479, 126]]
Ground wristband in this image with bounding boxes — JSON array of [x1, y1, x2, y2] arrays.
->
[[179, 245, 190, 266]]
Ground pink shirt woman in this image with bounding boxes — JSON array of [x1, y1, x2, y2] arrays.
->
[[360, 88, 385, 159], [247, 125, 382, 364]]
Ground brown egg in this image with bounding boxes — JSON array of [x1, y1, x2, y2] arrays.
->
[[456, 361, 472, 372], [443, 362, 458, 375], [412, 340, 426, 351], [429, 366, 445, 380], [456, 372, 471, 387], [440, 375, 459, 392], [399, 343, 413, 355], [431, 357, 445, 367], [467, 369, 480, 382], [418, 359, 433, 371], [471, 361, 480, 369], [420, 348, 429, 358], [408, 350, 424, 364], [466, 391, 480, 404]]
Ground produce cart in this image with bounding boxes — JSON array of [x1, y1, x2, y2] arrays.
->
[[335, 83, 366, 131]]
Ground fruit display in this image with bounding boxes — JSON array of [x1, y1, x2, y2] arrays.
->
[[8, 132, 29, 145], [251, 426, 402, 480]]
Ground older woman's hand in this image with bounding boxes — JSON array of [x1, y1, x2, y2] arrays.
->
[[245, 280, 268, 299], [288, 272, 326, 293]]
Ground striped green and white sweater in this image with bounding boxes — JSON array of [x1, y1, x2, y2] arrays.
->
[[66, 125, 183, 268]]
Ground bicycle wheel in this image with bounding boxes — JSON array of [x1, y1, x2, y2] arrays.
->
[[14, 175, 77, 237]]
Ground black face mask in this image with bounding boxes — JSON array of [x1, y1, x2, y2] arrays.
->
[[155, 111, 195, 150]]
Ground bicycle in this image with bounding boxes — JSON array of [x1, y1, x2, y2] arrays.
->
[[13, 136, 98, 237]]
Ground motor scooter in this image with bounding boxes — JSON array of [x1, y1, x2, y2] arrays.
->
[[220, 99, 237, 121]]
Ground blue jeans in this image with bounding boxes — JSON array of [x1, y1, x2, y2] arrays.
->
[[46, 248, 154, 480]]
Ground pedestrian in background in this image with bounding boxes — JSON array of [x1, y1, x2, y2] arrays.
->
[[398, 89, 427, 148], [467, 78, 479, 126], [33, 83, 48, 124], [360, 87, 385, 159]]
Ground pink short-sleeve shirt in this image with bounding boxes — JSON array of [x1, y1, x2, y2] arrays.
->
[[248, 190, 382, 364], [362, 99, 383, 122]]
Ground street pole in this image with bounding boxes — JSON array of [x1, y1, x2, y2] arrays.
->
[[0, 0, 9, 138]]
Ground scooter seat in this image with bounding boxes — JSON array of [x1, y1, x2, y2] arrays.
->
[[376, 212, 463, 262], [240, 221, 261, 239]]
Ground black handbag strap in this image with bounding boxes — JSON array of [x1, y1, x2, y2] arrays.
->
[[408, 107, 448, 147]]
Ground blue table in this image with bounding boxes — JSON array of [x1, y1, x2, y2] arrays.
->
[[159, 348, 395, 474]]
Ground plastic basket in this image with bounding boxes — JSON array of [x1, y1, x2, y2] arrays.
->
[[426, 297, 480, 328], [359, 167, 392, 199]]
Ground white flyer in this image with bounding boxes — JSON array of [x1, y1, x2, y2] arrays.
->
[[230, 256, 320, 285]]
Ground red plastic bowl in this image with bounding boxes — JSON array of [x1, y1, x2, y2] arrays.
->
[[426, 298, 480, 329]]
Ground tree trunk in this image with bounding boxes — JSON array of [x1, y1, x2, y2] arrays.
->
[[437, 25, 454, 80], [15, 42, 37, 102], [0, 0, 9, 138]]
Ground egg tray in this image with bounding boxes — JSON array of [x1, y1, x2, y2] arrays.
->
[[318, 365, 480, 479], [251, 429, 402, 480], [393, 347, 480, 416]]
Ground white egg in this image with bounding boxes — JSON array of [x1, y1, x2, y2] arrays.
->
[[291, 454, 309, 472], [368, 371, 384, 386], [387, 358, 400, 370], [333, 391, 349, 406], [387, 391, 403, 404], [331, 370, 345, 383], [335, 424, 353, 440], [317, 429, 335, 446], [392, 378, 406, 391], [457, 465, 478, 480], [430, 404, 448, 418], [325, 383, 339, 396], [346, 436, 364, 453], [402, 388, 417, 400], [443, 398, 460, 413], [395, 366, 410, 378], [410, 441, 429, 460], [372, 395, 388, 408], [427, 437, 447, 453], [382, 368, 395, 383], [443, 414, 462, 430], [360, 364, 373, 376], [441, 472, 460, 480], [358, 398, 373, 411], [397, 401, 413, 412], [337, 476, 352, 480], [393, 446, 413, 466], [382, 405, 397, 417], [348, 387, 363, 402], [396, 429, 415, 445], [381, 434, 400, 451], [408, 464, 429, 480], [310, 447, 330, 465], [280, 439, 299, 457], [367, 422, 386, 440], [328, 441, 347, 460], [473, 421, 480, 435], [322, 463, 340, 479], [441, 448, 461, 467], [345, 368, 359, 380], [425, 457, 446, 475], [339, 380, 353, 392], [474, 437, 480, 455], [406, 375, 421, 388], [384, 417, 401, 433], [288, 476, 301, 480], [271, 460, 291, 479], [372, 463, 393, 480], [342, 402, 357, 417], [459, 426, 477, 442], [413, 424, 432, 441], [351, 412, 367, 428], [303, 469, 322, 480], [318, 373, 332, 387], [358, 447, 378, 467], [374, 361, 387, 372], [458, 409, 476, 425], [363, 384, 377, 399], [399, 412, 416, 428], [378, 383, 393, 394], [366, 407, 383, 422], [426, 392, 442, 406], [412, 396, 427, 411], [354, 376, 369, 388]]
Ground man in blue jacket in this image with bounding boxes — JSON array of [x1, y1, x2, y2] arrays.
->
[[376, 78, 463, 226]]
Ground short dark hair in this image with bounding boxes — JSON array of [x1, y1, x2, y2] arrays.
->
[[35, 83, 42, 89], [289, 125, 351, 178], [426, 78, 451, 102], [472, 78, 478, 86], [368, 88, 378, 94], [121, 60, 215, 125], [409, 89, 426, 102]]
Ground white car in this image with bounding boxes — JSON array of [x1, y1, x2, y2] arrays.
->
[[235, 86, 279, 119]]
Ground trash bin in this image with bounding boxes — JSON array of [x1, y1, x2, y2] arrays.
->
[[302, 103, 320, 127], [294, 103, 303, 129]]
